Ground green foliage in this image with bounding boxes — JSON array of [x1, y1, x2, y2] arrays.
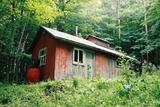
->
[[0, 0, 160, 69], [0, 64, 160, 107], [72, 78, 79, 88], [1, 0, 160, 82], [118, 56, 136, 84], [96, 81, 109, 90]]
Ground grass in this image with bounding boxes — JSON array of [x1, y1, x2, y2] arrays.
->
[[0, 72, 160, 107]]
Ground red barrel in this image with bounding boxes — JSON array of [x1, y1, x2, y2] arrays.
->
[[27, 67, 41, 83]]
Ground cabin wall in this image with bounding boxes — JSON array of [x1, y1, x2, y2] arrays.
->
[[32, 31, 56, 80], [32, 32, 118, 80], [54, 41, 88, 79], [54, 41, 117, 80], [87, 36, 110, 48], [95, 52, 118, 79], [95, 53, 109, 79], [54, 42, 70, 79], [108, 57, 118, 78]]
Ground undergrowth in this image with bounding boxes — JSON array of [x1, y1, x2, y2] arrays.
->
[[0, 59, 160, 107]]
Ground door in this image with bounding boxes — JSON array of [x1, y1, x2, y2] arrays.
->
[[86, 51, 94, 78], [108, 59, 117, 78]]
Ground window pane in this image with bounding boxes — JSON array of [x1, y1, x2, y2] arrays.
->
[[39, 48, 47, 66], [41, 50, 44, 55], [74, 49, 78, 62], [79, 50, 83, 63]]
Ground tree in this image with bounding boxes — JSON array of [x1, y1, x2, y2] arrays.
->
[[0, 0, 60, 82]]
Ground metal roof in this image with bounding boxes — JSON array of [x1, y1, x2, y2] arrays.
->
[[42, 26, 134, 60]]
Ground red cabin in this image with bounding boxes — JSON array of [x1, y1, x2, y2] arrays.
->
[[29, 26, 130, 80]]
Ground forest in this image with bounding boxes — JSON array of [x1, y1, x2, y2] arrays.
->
[[0, 0, 160, 76], [1, 0, 160, 79], [0, 0, 160, 106]]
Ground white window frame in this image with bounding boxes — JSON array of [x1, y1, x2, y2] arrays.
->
[[73, 48, 85, 65], [38, 48, 47, 66]]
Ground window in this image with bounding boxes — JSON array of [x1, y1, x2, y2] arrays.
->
[[73, 48, 85, 65], [39, 48, 47, 66]]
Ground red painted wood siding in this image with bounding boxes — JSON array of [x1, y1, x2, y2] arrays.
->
[[32, 31, 118, 80], [32, 31, 56, 80], [87, 36, 110, 48], [95, 53, 109, 79], [54, 41, 87, 79], [54, 42, 71, 79]]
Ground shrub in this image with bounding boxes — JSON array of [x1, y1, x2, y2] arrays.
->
[[72, 78, 79, 88]]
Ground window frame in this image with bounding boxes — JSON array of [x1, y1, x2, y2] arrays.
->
[[38, 47, 47, 66], [73, 48, 85, 65]]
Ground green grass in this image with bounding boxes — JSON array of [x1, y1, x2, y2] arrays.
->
[[0, 72, 160, 107]]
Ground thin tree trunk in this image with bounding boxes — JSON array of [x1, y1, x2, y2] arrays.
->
[[21, 33, 29, 52], [142, 0, 149, 63], [13, 23, 26, 78], [117, 0, 121, 39], [16, 23, 26, 55], [12, 0, 28, 82]]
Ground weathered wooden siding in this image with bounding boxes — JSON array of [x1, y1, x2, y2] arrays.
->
[[95, 52, 118, 79], [95, 53, 109, 79], [54, 42, 70, 79], [54, 41, 118, 80], [54, 42, 93, 79], [87, 36, 110, 48], [108, 58, 118, 78], [85, 51, 95, 78], [32, 31, 118, 80], [32, 31, 56, 80]]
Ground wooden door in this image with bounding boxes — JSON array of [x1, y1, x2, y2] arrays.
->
[[108, 59, 117, 78], [86, 51, 94, 78]]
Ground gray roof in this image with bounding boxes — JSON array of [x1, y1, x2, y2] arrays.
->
[[42, 26, 134, 60]]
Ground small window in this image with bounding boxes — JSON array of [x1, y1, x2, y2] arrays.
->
[[39, 48, 47, 66], [73, 48, 85, 65]]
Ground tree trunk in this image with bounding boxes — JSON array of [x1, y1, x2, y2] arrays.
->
[[13, 23, 26, 79], [117, 0, 121, 39], [142, 0, 149, 63]]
